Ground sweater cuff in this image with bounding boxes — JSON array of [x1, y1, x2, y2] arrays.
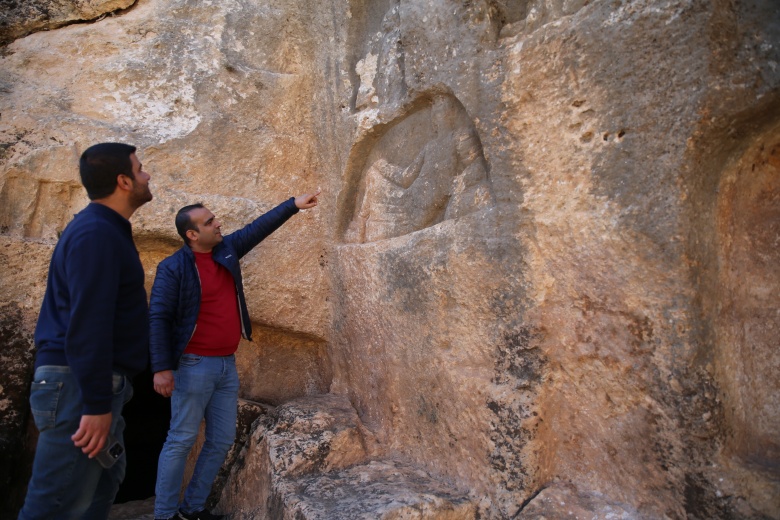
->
[[82, 397, 113, 416]]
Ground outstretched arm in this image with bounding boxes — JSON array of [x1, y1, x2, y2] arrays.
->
[[228, 190, 322, 258], [295, 190, 320, 209]]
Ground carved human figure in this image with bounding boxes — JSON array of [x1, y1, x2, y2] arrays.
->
[[346, 96, 492, 243], [445, 125, 493, 221]]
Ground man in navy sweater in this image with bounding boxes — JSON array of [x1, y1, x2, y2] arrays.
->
[[149, 192, 319, 520], [18, 142, 153, 520]]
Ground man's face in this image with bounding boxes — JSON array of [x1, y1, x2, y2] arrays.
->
[[187, 207, 223, 252], [128, 153, 153, 208]]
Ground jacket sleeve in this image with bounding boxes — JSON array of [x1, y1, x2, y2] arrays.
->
[[227, 197, 299, 259], [149, 258, 181, 373]]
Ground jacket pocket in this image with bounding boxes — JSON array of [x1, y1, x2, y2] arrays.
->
[[30, 381, 63, 432]]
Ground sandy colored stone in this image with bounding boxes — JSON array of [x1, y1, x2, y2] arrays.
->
[[1, 0, 779, 518], [517, 480, 640, 519], [236, 327, 331, 407], [218, 394, 475, 519], [268, 459, 477, 520], [217, 394, 370, 516]]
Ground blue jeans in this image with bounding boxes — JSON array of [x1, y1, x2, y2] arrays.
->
[[18, 365, 133, 520], [154, 354, 239, 517]]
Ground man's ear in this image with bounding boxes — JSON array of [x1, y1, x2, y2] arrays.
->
[[116, 174, 134, 192], [186, 229, 199, 243]]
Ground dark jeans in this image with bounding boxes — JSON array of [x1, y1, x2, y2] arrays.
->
[[18, 365, 133, 520]]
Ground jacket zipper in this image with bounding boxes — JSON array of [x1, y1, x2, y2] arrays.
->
[[186, 264, 203, 346], [237, 289, 247, 339], [215, 252, 248, 339]]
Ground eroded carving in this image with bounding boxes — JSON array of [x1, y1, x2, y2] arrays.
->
[[344, 95, 493, 244], [0, 176, 84, 239], [0, 146, 87, 239], [354, 4, 406, 111]]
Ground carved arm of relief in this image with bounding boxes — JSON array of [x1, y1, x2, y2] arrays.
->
[[377, 146, 426, 189]]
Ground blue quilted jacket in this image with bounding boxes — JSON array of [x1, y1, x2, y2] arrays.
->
[[149, 198, 299, 373]]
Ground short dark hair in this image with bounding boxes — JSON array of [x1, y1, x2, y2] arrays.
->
[[79, 143, 137, 200], [175, 203, 205, 245]]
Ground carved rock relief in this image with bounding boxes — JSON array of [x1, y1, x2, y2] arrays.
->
[[343, 94, 494, 244], [354, 3, 406, 111], [0, 147, 86, 240]]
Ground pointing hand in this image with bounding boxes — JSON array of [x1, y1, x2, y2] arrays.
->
[[295, 190, 320, 210]]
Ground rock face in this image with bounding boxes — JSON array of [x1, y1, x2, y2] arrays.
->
[[217, 394, 476, 519], [1, 0, 779, 519], [0, 0, 136, 46], [0, 302, 36, 515]]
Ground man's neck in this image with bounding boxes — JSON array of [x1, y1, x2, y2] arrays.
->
[[92, 197, 135, 220], [189, 244, 213, 254]]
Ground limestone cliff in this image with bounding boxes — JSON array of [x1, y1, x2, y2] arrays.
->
[[1, 0, 778, 518]]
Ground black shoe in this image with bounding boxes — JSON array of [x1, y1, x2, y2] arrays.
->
[[179, 510, 225, 520], [155, 515, 184, 520]]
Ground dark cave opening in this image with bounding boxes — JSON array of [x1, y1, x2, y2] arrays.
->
[[115, 367, 171, 504]]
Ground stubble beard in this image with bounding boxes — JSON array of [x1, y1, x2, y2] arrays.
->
[[129, 185, 153, 210]]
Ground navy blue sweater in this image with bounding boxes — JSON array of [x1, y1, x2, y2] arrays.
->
[[34, 203, 150, 415]]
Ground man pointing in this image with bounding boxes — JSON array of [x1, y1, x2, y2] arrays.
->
[[150, 192, 319, 520]]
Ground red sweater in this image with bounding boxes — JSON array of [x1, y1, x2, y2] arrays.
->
[[184, 252, 241, 356]]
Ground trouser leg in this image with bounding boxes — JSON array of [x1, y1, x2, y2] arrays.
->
[[154, 354, 219, 518], [82, 374, 133, 520], [181, 355, 238, 513], [19, 367, 131, 520]]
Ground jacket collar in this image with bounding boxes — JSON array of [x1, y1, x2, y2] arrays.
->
[[180, 240, 225, 260]]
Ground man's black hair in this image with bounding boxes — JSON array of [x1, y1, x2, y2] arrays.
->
[[79, 143, 137, 200], [175, 204, 205, 245]]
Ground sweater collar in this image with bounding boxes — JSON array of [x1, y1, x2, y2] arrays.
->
[[85, 202, 132, 234]]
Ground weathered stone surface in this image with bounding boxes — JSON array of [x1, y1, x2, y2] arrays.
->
[[217, 394, 370, 516], [714, 132, 780, 463], [267, 459, 477, 520], [0, 0, 135, 46], [236, 326, 332, 407], [517, 480, 640, 519], [0, 302, 36, 515], [261, 394, 368, 479], [343, 94, 494, 243], [0, 234, 57, 513], [217, 394, 475, 519], [1, 0, 779, 518]]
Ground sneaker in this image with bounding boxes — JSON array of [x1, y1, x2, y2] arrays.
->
[[179, 510, 225, 520]]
